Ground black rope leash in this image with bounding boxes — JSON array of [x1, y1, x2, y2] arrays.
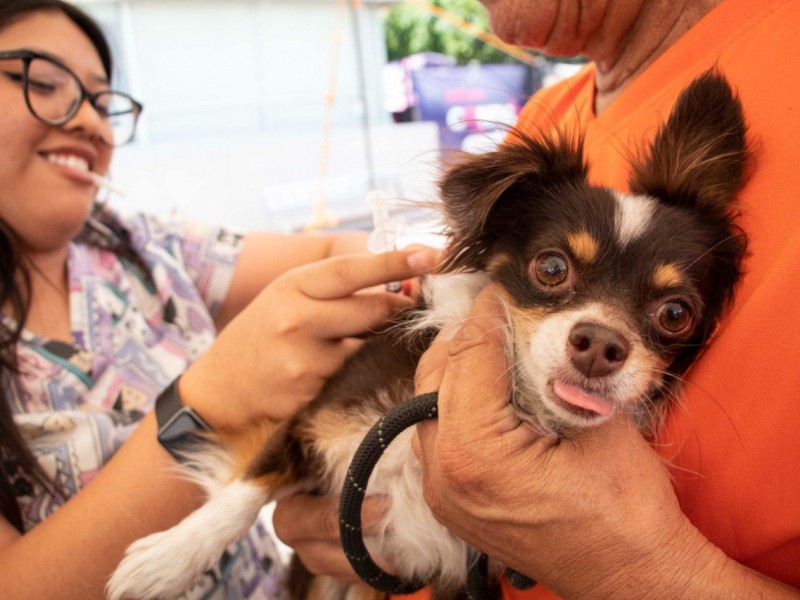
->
[[339, 391, 537, 597]]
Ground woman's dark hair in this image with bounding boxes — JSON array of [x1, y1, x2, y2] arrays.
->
[[0, 0, 113, 76], [0, 0, 146, 532]]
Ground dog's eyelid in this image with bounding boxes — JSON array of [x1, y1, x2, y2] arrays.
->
[[653, 292, 702, 312]]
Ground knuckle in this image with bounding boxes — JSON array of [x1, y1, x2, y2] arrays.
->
[[449, 317, 507, 360], [281, 356, 313, 384], [273, 314, 302, 336], [374, 294, 398, 320], [268, 273, 294, 297], [380, 250, 400, 277], [330, 257, 355, 286]]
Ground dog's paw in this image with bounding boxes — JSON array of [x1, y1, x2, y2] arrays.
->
[[107, 480, 267, 599], [107, 528, 205, 600]]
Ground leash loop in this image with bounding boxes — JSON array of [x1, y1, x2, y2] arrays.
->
[[339, 392, 438, 594], [338, 390, 536, 597]]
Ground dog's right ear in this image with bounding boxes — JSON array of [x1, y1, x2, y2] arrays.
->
[[438, 130, 587, 271]]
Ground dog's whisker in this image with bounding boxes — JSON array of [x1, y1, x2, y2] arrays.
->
[[684, 230, 747, 272]]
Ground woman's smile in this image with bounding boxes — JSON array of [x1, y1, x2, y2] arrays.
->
[[39, 146, 98, 186]]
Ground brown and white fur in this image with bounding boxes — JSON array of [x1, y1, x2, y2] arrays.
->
[[108, 71, 749, 600]]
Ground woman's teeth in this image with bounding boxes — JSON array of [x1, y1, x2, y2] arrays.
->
[[46, 153, 90, 172]]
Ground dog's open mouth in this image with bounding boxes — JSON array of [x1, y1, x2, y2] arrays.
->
[[552, 381, 614, 418]]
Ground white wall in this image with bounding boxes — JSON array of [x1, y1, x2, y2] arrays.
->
[[78, 0, 441, 232]]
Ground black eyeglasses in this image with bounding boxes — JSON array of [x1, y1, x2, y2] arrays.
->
[[0, 49, 143, 146]]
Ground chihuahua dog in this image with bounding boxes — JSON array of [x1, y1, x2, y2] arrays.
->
[[108, 71, 748, 600]]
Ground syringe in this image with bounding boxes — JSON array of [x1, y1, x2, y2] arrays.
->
[[366, 189, 403, 293]]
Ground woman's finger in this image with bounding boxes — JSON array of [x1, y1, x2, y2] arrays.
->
[[291, 248, 438, 300], [304, 291, 415, 339], [291, 542, 362, 584], [273, 494, 341, 544], [272, 494, 388, 544]]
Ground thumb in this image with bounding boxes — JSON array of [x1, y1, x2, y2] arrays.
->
[[437, 283, 512, 422]]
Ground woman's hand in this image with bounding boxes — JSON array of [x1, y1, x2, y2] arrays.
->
[[272, 494, 392, 584], [181, 247, 437, 430], [411, 284, 772, 599]]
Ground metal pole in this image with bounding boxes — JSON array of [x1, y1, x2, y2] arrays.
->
[[349, 0, 377, 191]]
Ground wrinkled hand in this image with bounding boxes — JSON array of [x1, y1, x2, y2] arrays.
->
[[413, 284, 724, 599], [182, 248, 437, 430], [272, 494, 392, 584]]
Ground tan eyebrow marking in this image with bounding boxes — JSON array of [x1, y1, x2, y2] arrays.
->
[[654, 263, 684, 289], [567, 231, 599, 263], [486, 251, 512, 273]]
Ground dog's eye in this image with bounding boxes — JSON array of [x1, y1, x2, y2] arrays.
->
[[657, 301, 693, 334], [532, 252, 569, 286]]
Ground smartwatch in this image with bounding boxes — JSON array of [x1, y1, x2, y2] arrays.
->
[[155, 376, 212, 462]]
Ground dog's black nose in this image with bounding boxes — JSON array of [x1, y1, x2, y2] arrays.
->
[[568, 322, 630, 378]]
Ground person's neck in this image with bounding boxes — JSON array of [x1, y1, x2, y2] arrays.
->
[[8, 246, 73, 342], [589, 0, 723, 115]]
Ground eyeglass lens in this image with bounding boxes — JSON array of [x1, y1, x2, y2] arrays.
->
[[25, 56, 138, 146]]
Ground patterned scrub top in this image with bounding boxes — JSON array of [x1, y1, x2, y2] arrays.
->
[[2, 208, 286, 600]]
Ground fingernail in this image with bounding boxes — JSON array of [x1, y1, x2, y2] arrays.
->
[[406, 249, 436, 271]]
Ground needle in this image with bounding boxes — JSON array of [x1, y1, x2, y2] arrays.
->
[[366, 189, 403, 293]]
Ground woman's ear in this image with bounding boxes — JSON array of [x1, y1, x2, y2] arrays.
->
[[438, 129, 587, 271], [629, 70, 749, 214]]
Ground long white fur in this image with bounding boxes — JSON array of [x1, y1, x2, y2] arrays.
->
[[412, 272, 491, 335]]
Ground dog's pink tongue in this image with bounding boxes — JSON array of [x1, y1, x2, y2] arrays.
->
[[553, 382, 613, 417]]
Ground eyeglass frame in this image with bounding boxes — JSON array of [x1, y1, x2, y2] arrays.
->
[[0, 48, 143, 146]]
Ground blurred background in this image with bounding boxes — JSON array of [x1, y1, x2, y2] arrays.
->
[[75, 0, 582, 234]]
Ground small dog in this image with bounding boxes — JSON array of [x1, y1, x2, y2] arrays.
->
[[108, 71, 748, 600]]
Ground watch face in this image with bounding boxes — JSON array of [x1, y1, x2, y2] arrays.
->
[[158, 409, 207, 447]]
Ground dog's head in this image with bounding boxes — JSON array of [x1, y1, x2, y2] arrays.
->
[[437, 71, 749, 435]]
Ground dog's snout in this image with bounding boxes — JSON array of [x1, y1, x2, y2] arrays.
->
[[568, 322, 630, 378]]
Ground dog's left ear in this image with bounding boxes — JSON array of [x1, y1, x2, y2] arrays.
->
[[629, 70, 748, 213], [438, 130, 587, 271]]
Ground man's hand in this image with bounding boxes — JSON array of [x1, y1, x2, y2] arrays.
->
[[412, 284, 748, 599]]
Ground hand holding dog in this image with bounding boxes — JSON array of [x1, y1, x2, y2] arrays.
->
[[273, 494, 393, 584], [180, 248, 437, 431], [412, 284, 784, 599]]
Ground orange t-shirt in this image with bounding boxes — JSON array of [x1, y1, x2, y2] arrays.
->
[[405, 0, 800, 598]]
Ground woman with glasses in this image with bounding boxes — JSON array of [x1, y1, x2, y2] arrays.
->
[[0, 1, 435, 597]]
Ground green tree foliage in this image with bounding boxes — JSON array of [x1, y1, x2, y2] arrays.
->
[[383, 0, 512, 64]]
